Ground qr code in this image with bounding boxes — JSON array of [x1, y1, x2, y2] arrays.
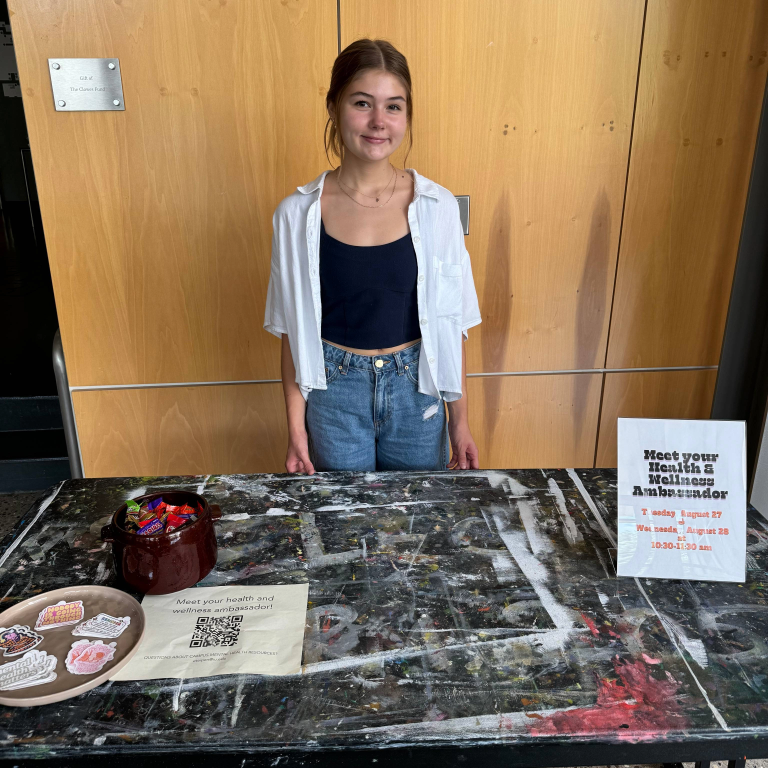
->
[[189, 615, 243, 648]]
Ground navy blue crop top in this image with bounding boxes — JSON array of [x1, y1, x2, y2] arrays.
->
[[319, 219, 421, 349]]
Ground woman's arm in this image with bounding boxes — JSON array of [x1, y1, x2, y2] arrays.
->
[[446, 341, 480, 470], [281, 333, 315, 475]]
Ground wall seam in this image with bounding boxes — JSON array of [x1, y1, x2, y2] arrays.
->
[[601, 0, 649, 369], [68, 365, 719, 392]]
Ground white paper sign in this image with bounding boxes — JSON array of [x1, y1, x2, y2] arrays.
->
[[617, 418, 747, 582], [110, 584, 308, 681]]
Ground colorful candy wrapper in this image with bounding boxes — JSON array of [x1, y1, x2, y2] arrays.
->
[[165, 514, 186, 533], [137, 518, 164, 535], [124, 496, 198, 535]]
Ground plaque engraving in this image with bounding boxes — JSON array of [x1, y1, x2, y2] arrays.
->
[[48, 58, 125, 112]]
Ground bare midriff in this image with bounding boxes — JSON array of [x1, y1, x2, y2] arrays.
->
[[321, 337, 421, 356]]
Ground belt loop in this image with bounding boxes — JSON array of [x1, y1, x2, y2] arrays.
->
[[341, 350, 352, 375], [393, 351, 405, 375]]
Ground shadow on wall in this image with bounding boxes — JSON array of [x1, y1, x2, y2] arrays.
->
[[481, 190, 512, 447], [573, 186, 611, 449]]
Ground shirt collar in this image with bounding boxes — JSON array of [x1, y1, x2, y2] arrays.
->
[[296, 167, 440, 200]]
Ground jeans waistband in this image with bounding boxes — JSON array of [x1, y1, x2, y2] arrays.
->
[[322, 339, 421, 372]]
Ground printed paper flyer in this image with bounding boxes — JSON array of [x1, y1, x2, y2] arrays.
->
[[616, 418, 747, 582], [110, 584, 308, 680]]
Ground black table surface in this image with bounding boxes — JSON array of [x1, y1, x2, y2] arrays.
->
[[0, 468, 766, 767]]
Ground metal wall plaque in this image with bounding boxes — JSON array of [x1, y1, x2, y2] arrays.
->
[[455, 195, 470, 236], [48, 58, 124, 112]]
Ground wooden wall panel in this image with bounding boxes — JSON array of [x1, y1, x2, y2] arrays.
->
[[596, 370, 719, 467], [73, 384, 287, 477], [9, 0, 337, 387], [343, 0, 644, 375], [468, 374, 602, 468], [606, 0, 768, 369]]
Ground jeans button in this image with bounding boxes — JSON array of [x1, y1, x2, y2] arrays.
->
[[375, 359, 384, 368]]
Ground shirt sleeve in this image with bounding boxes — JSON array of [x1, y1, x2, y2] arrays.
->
[[264, 207, 289, 338], [456, 201, 482, 340]]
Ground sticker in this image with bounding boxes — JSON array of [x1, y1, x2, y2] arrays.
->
[[65, 640, 117, 675], [35, 600, 85, 630], [0, 649, 57, 690], [0, 624, 43, 657], [72, 613, 131, 639]]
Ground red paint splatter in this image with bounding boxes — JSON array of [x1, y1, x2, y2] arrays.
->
[[580, 612, 600, 637], [527, 656, 688, 741]]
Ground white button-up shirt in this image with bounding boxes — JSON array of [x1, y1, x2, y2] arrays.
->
[[264, 168, 481, 402]]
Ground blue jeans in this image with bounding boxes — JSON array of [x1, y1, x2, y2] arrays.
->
[[306, 340, 449, 471]]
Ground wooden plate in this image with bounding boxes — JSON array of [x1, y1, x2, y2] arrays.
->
[[0, 586, 145, 706]]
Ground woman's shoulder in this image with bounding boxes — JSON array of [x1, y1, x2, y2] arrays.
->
[[273, 169, 330, 221], [410, 169, 460, 210]]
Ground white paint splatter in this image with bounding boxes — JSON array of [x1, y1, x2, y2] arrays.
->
[[172, 678, 183, 712], [94, 560, 109, 584], [93, 735, 106, 745], [196, 475, 210, 495], [221, 513, 251, 522], [355, 707, 574, 738], [516, 500, 554, 556], [315, 501, 441, 512], [567, 469, 616, 546], [492, 512, 574, 634], [0, 481, 65, 569], [506, 477, 531, 496], [547, 478, 583, 545], [125, 486, 146, 502], [659, 615, 709, 669], [490, 551, 518, 584], [301, 626, 586, 675], [231, 678, 245, 726]]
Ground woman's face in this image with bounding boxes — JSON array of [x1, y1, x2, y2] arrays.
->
[[330, 69, 408, 162]]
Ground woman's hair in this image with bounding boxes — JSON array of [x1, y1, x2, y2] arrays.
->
[[324, 39, 413, 168]]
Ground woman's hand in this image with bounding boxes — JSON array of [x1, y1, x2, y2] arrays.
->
[[447, 420, 479, 470], [286, 431, 315, 475]]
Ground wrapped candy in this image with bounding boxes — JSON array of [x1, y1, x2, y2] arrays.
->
[[123, 496, 200, 535]]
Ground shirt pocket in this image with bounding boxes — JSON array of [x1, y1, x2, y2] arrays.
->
[[435, 259, 463, 321]]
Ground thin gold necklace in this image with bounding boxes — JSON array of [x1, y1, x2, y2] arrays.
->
[[336, 164, 397, 207]]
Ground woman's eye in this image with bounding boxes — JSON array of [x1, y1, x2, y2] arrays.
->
[[354, 101, 401, 110]]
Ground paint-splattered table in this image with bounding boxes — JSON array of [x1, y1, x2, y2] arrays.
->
[[0, 469, 766, 768]]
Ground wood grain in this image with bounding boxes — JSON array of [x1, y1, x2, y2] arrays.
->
[[595, 369, 719, 467], [344, 0, 644, 374], [468, 373, 603, 468], [73, 384, 288, 477], [606, 0, 768, 369], [9, 0, 337, 386]]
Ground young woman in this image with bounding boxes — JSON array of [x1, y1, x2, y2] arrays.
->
[[264, 39, 482, 475]]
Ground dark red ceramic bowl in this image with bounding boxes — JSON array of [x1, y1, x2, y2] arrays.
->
[[101, 491, 221, 595]]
